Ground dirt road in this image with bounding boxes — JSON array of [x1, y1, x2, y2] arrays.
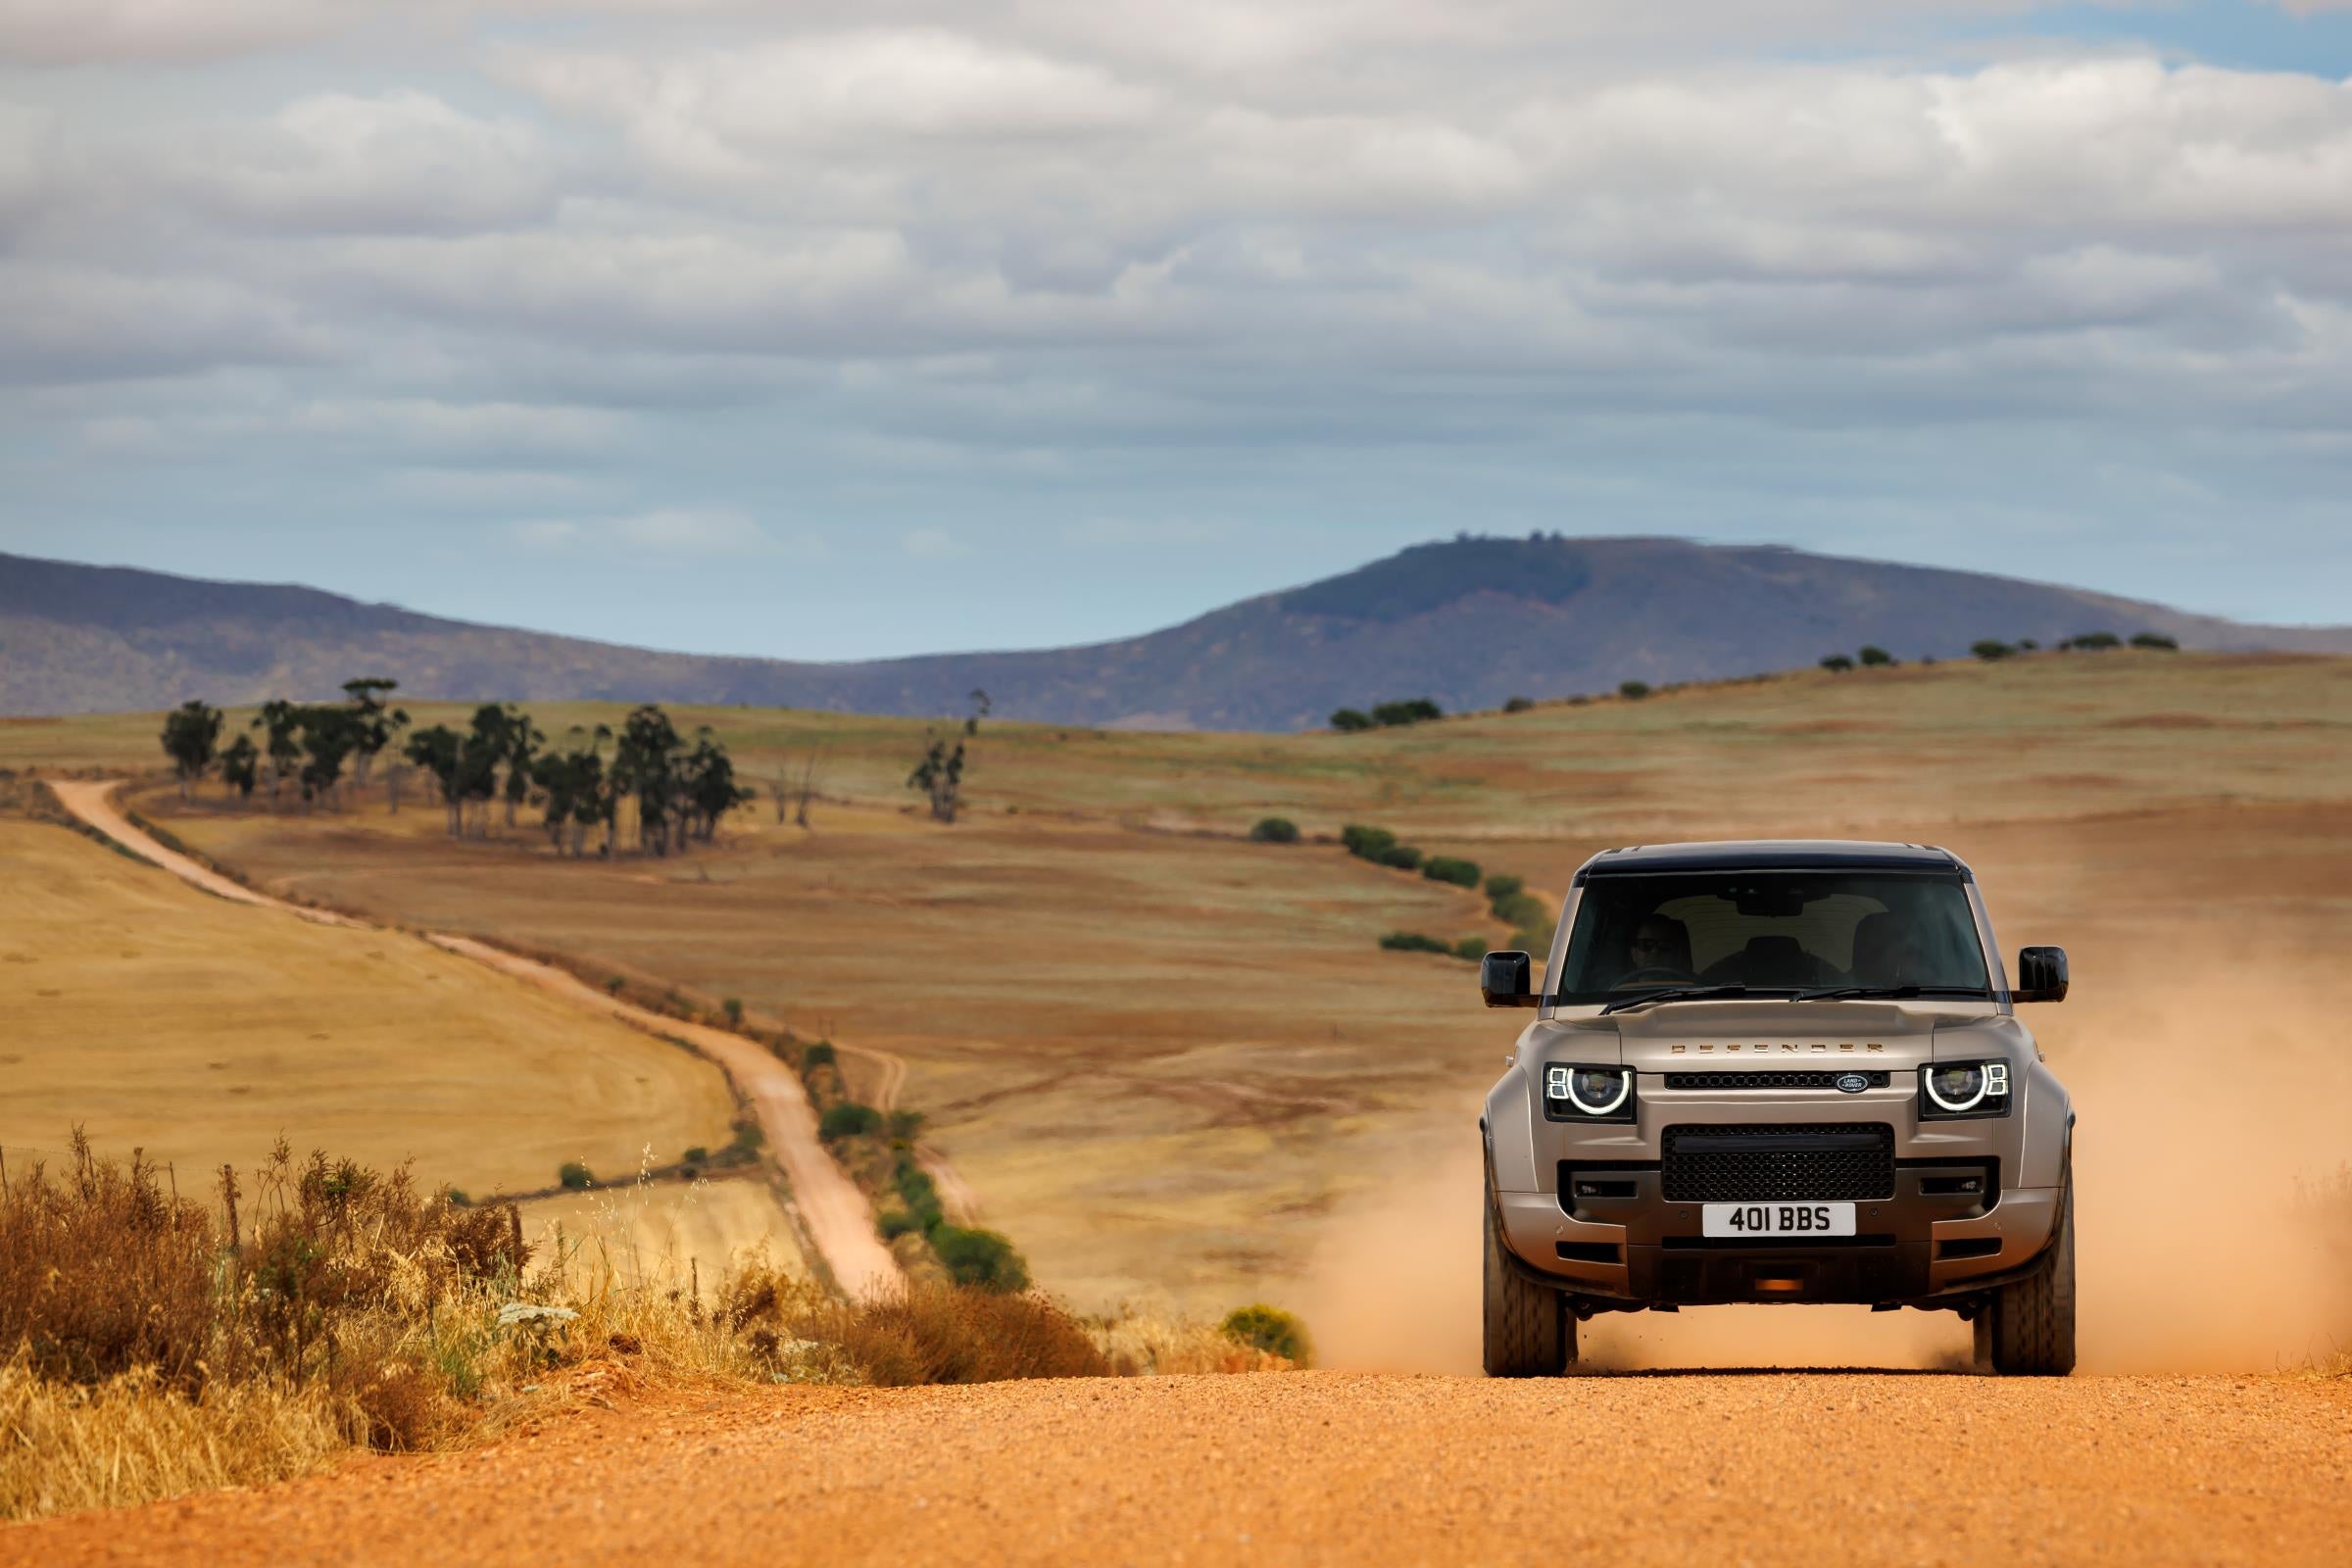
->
[[14, 1370, 2348, 1565], [46, 781, 901, 1301]]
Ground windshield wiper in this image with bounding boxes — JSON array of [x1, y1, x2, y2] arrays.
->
[[1598, 985, 1769, 1015], [1787, 984, 1991, 1004]]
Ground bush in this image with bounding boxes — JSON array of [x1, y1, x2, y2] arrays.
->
[[931, 1226, 1030, 1294], [822, 1284, 1102, 1385], [2131, 631, 2180, 651], [1971, 640, 2016, 662], [1379, 931, 1452, 955], [1340, 824, 1396, 861], [1452, 936, 1487, 961], [2018, 638, 2039, 652], [721, 998, 743, 1026], [1220, 1304, 1313, 1366], [558, 1161, 593, 1191], [682, 1146, 709, 1165], [1249, 816, 1300, 844], [1502, 696, 1535, 713], [1329, 708, 1373, 733], [2066, 630, 2121, 651], [1377, 844, 1423, 871], [1491, 890, 1548, 932], [1857, 645, 1893, 666], [1484, 873, 1523, 900], [1369, 698, 1443, 727], [1422, 856, 1481, 888], [887, 1108, 926, 1143], [1820, 654, 1854, 673], [878, 1210, 925, 1241], [803, 1042, 837, 1068], [1618, 680, 1651, 701], [818, 1103, 882, 1144]]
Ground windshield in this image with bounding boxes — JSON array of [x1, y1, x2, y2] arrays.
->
[[1553, 870, 1991, 1005]]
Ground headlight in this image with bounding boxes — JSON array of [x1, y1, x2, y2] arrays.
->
[[1544, 1063, 1636, 1122], [1919, 1060, 2012, 1119]]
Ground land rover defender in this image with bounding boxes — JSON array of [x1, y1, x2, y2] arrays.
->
[[1479, 841, 2076, 1376]]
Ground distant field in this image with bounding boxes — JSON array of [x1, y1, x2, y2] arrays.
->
[[0, 817, 790, 1255], [15, 652, 2352, 1366]]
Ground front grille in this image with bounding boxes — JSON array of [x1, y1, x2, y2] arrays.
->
[[1662, 1122, 1895, 1201], [1664, 1071, 1891, 1091]]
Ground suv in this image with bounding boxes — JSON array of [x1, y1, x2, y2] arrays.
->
[[1479, 841, 2076, 1376]]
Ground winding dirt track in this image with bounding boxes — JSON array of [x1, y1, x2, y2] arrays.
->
[[45, 781, 901, 1301], [14, 1370, 2350, 1565]]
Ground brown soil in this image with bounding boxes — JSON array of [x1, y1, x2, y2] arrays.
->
[[13, 1371, 2349, 1565]]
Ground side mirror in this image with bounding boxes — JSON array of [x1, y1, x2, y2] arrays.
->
[[1480, 951, 1539, 1009], [2015, 946, 2069, 1004]]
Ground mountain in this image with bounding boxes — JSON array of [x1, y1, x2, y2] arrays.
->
[[4, 537, 2348, 728]]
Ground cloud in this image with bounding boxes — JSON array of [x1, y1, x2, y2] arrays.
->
[[503, 507, 816, 558], [0, 0, 343, 64], [902, 526, 971, 559]]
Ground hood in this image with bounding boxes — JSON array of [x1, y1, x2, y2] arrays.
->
[[1529, 1000, 1990, 1072]]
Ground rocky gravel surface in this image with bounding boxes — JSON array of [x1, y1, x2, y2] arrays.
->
[[14, 1371, 2350, 1566]]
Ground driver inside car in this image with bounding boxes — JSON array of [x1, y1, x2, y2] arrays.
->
[[1620, 914, 1692, 984]]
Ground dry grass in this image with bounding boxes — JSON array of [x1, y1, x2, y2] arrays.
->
[[0, 1137, 1287, 1523]]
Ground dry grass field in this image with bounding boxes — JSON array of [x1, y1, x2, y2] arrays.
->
[[15, 651, 2352, 1367], [0, 816, 794, 1263]]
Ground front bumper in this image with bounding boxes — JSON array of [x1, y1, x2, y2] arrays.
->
[[1497, 1176, 2061, 1306]]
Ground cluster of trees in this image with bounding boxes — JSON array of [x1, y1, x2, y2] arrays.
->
[[158, 685, 753, 857], [1819, 646, 1896, 673], [160, 679, 410, 808], [1972, 630, 2178, 662], [1330, 698, 1443, 733], [907, 689, 988, 823]]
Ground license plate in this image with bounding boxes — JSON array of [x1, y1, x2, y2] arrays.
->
[[1701, 1201, 1856, 1238]]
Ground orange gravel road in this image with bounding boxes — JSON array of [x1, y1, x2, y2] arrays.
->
[[11, 1371, 2348, 1566]]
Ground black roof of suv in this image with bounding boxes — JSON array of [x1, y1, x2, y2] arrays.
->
[[1574, 840, 1969, 880]]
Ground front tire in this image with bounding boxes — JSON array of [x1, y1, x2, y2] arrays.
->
[[1983, 1160, 2077, 1376], [1483, 1189, 1574, 1376]]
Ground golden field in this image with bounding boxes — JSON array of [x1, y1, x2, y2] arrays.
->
[[0, 815, 797, 1267], [11, 651, 2352, 1366]]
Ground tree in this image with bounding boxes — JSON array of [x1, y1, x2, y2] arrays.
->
[[1370, 698, 1443, 727], [779, 748, 826, 829], [252, 700, 304, 808], [907, 733, 966, 823], [612, 705, 685, 855], [1618, 680, 1651, 701], [680, 727, 752, 842], [219, 733, 260, 803], [294, 705, 360, 809], [495, 705, 543, 828], [1820, 654, 1855, 673], [531, 724, 611, 858], [160, 700, 223, 801], [1857, 646, 1894, 666], [1329, 709, 1373, 733], [341, 679, 407, 790], [1971, 640, 2017, 662], [2130, 631, 2180, 651], [402, 724, 465, 838], [2064, 631, 2121, 652]]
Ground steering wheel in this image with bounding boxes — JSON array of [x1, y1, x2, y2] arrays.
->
[[1616, 965, 1697, 987]]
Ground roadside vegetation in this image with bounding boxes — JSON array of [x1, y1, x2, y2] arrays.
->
[[0, 1134, 1307, 1523]]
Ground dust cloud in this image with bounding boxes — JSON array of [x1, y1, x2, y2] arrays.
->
[[1298, 931, 2352, 1375]]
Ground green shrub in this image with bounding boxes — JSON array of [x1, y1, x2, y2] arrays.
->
[[1329, 708, 1373, 733], [558, 1161, 593, 1191], [1220, 1304, 1314, 1366], [1340, 824, 1396, 861], [803, 1042, 837, 1068], [721, 998, 744, 1026], [1377, 844, 1423, 871], [878, 1210, 924, 1241], [818, 1103, 882, 1143], [1422, 855, 1481, 888], [1249, 816, 1300, 844], [1452, 936, 1487, 961], [887, 1108, 926, 1143], [1502, 696, 1535, 713], [2131, 631, 2180, 651], [1484, 873, 1524, 902], [683, 1146, 709, 1165], [932, 1226, 1030, 1293], [1820, 654, 1854, 673], [1491, 891, 1548, 932], [445, 1189, 470, 1208], [2066, 630, 2121, 651], [1857, 645, 1894, 666], [1369, 698, 1443, 727], [1511, 925, 1552, 954], [1379, 931, 1452, 955], [895, 1160, 946, 1232], [1971, 639, 2016, 662], [1618, 680, 1650, 701], [604, 975, 624, 995]]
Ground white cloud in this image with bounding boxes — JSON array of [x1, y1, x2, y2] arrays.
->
[[902, 525, 970, 559], [503, 507, 818, 558]]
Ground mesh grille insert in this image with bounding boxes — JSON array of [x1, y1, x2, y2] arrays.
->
[[1662, 1122, 1895, 1202], [1664, 1071, 1891, 1091]]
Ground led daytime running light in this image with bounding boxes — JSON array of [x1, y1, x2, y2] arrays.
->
[[1547, 1064, 1632, 1115], [1925, 1061, 2009, 1113]]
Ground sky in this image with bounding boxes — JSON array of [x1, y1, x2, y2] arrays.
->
[[2, 1, 2349, 661]]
